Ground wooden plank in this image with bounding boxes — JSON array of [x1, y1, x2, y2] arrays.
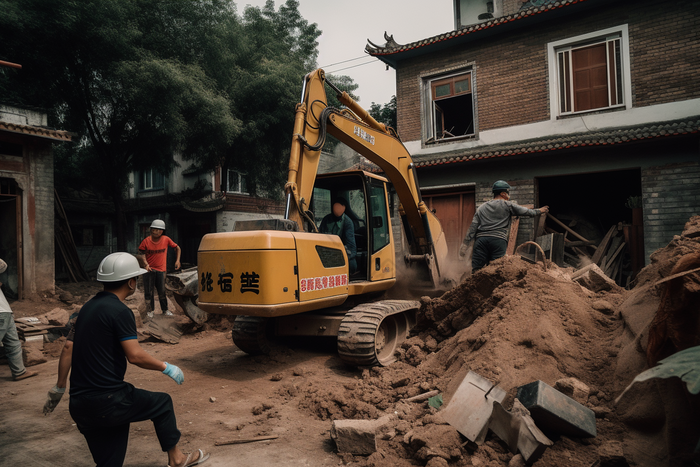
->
[[506, 217, 521, 255], [591, 225, 617, 265], [546, 214, 591, 244], [534, 213, 547, 239]]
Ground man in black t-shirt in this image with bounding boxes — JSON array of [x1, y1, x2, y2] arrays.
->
[[43, 253, 209, 467]]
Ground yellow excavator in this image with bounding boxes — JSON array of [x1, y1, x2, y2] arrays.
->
[[189, 69, 448, 366]]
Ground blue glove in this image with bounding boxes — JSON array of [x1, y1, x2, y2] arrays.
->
[[162, 362, 184, 385]]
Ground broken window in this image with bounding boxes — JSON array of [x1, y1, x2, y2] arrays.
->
[[427, 71, 475, 142], [551, 26, 630, 116]]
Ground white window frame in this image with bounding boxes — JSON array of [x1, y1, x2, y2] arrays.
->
[[422, 68, 476, 143], [226, 169, 248, 194], [548, 25, 632, 119], [141, 169, 164, 191]]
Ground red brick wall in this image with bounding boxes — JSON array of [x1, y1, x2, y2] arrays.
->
[[396, 0, 700, 141]]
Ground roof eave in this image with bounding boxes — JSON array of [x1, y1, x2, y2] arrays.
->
[[368, 0, 610, 69]]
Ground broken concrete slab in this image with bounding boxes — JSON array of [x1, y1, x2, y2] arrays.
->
[[331, 415, 393, 455], [554, 377, 590, 405], [440, 371, 506, 444], [145, 315, 183, 344], [572, 263, 621, 293], [488, 399, 553, 463], [517, 380, 597, 438]]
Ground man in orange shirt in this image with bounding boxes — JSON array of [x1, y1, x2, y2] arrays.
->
[[137, 219, 181, 320]]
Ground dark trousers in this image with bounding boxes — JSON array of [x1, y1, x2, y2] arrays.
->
[[472, 236, 508, 271], [69, 384, 181, 467], [143, 270, 167, 312]]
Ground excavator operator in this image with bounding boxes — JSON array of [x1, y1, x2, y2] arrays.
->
[[320, 196, 357, 274]]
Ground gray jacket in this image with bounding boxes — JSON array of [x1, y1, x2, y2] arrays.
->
[[465, 199, 540, 242]]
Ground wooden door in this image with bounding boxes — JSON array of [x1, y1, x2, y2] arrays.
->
[[423, 191, 475, 256]]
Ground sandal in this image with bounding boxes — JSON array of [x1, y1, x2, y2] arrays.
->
[[168, 449, 210, 467], [14, 370, 38, 381]]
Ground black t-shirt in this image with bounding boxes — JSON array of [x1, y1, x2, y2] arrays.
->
[[69, 291, 138, 396]]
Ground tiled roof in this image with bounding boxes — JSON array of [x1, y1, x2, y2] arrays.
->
[[366, 0, 591, 61], [0, 121, 72, 142], [411, 118, 700, 168]]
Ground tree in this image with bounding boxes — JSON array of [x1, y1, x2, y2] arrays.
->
[[0, 0, 322, 247], [0, 0, 241, 248], [215, 0, 321, 197], [369, 95, 397, 131]]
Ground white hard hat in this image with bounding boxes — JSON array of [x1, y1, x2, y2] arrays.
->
[[150, 219, 166, 230], [96, 253, 147, 282]]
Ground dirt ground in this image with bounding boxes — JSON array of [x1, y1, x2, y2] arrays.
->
[[2, 217, 700, 466]]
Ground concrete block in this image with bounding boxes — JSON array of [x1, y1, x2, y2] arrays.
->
[[516, 380, 596, 438], [331, 415, 393, 455], [572, 263, 619, 293]]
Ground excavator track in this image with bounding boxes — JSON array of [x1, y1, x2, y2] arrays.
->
[[337, 300, 420, 367], [232, 316, 271, 355]]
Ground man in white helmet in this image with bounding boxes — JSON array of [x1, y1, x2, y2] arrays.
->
[[43, 252, 209, 467], [459, 181, 549, 271], [137, 219, 181, 320]]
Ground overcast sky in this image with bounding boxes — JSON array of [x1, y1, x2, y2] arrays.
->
[[241, 0, 455, 107]]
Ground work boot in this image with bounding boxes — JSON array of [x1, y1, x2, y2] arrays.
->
[[164, 310, 173, 316]]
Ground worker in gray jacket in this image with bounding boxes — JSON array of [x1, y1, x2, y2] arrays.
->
[[459, 181, 548, 271]]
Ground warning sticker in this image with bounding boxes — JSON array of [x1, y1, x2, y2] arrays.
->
[[300, 274, 348, 293]]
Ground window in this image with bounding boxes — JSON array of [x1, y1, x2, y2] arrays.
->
[[140, 169, 164, 191], [425, 71, 475, 142], [549, 25, 631, 117], [226, 169, 248, 194]]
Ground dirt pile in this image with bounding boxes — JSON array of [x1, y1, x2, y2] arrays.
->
[[295, 216, 700, 466], [294, 256, 627, 466]]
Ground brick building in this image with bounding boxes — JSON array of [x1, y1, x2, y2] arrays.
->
[[367, 0, 700, 278], [0, 105, 71, 297]]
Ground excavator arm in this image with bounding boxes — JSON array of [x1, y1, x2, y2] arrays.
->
[[284, 69, 447, 285]]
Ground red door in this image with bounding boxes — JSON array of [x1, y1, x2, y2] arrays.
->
[[423, 190, 475, 256]]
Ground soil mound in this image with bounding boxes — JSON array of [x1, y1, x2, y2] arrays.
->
[[298, 255, 628, 466]]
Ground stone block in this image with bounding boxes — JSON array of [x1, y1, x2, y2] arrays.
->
[[331, 415, 393, 455]]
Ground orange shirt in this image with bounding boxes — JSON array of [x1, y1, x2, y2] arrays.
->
[[138, 235, 177, 272]]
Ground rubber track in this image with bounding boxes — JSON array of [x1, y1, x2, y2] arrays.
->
[[232, 315, 271, 355], [337, 300, 420, 367]]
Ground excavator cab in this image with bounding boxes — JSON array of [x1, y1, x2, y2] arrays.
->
[[311, 171, 392, 283]]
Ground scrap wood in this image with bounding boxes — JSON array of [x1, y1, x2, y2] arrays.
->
[[547, 213, 595, 246], [215, 435, 278, 446], [591, 225, 618, 265], [402, 390, 439, 403]]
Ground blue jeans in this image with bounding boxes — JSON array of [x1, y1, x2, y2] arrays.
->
[[0, 311, 27, 378], [69, 383, 181, 467], [143, 271, 168, 313], [472, 236, 508, 271]]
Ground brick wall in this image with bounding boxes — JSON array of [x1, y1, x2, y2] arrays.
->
[[396, 0, 700, 141], [641, 161, 700, 259]]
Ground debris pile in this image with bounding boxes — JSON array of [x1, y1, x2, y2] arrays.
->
[[294, 216, 700, 466]]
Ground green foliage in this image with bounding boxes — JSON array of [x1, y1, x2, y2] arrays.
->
[[625, 195, 642, 209], [369, 95, 397, 130], [0, 0, 321, 204], [616, 346, 700, 404]]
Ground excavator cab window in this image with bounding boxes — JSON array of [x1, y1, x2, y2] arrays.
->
[[312, 176, 369, 279], [368, 182, 390, 254]]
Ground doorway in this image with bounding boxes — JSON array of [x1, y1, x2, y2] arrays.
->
[[0, 178, 23, 299]]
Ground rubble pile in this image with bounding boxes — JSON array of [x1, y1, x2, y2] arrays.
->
[[294, 216, 700, 466]]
